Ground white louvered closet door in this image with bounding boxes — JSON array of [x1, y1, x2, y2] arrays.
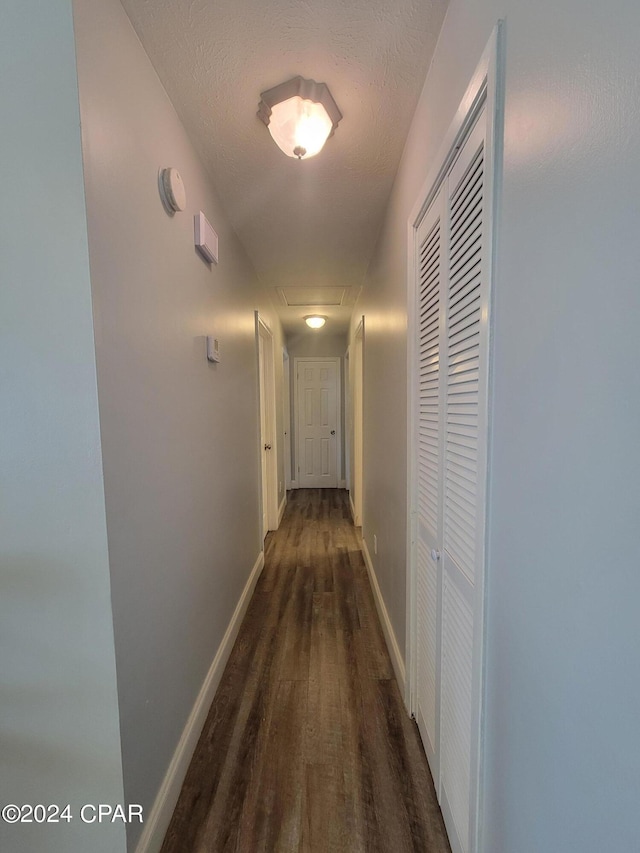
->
[[439, 110, 489, 853], [415, 190, 445, 770], [413, 106, 491, 853]]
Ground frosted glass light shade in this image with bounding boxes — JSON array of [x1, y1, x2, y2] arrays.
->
[[305, 315, 326, 329], [268, 97, 334, 159], [258, 77, 342, 160]]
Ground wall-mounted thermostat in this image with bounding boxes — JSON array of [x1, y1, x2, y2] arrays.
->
[[158, 167, 187, 213], [206, 336, 221, 363], [195, 212, 219, 264]]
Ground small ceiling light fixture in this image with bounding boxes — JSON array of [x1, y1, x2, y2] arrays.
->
[[304, 315, 327, 329], [258, 76, 342, 160]]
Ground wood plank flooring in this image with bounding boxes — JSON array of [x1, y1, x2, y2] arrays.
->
[[161, 489, 451, 853]]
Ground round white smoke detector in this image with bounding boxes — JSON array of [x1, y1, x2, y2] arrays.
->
[[158, 167, 187, 213]]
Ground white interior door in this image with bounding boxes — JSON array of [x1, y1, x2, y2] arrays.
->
[[412, 101, 493, 853], [351, 322, 364, 525], [344, 349, 351, 493], [258, 317, 277, 539], [283, 349, 292, 490], [296, 359, 339, 488], [258, 332, 269, 538]]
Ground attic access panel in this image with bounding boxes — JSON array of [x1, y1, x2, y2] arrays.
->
[[277, 286, 353, 307]]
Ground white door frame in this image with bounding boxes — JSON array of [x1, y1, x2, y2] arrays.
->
[[283, 347, 292, 490], [405, 25, 502, 853], [350, 319, 364, 526], [344, 346, 351, 493], [293, 357, 341, 489], [256, 314, 279, 535]]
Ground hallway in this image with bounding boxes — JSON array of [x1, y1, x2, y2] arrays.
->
[[161, 489, 451, 852]]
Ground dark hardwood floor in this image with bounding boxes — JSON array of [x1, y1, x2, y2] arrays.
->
[[161, 489, 451, 853]]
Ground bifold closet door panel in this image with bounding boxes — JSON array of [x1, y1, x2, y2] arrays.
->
[[415, 191, 445, 768], [440, 111, 487, 853]]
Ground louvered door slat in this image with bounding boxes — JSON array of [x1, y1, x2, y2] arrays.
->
[[449, 215, 482, 266], [421, 295, 439, 321], [448, 322, 480, 351], [417, 217, 442, 536], [447, 454, 477, 474], [450, 203, 483, 254], [446, 433, 478, 455], [449, 294, 481, 324], [445, 504, 475, 556], [449, 346, 480, 367], [449, 259, 482, 299], [449, 285, 481, 320], [447, 418, 478, 435], [449, 242, 482, 279], [420, 340, 439, 356], [450, 153, 484, 215], [417, 535, 438, 754], [447, 465, 476, 505], [451, 186, 483, 232], [450, 187, 483, 231], [441, 574, 473, 850], [446, 460, 477, 493], [448, 372, 479, 390]]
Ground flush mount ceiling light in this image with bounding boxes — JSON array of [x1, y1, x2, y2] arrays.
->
[[304, 315, 327, 329], [257, 77, 342, 160]]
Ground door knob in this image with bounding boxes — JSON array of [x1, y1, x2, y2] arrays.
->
[[330, 430, 336, 435], [431, 548, 441, 561], [264, 443, 272, 451]]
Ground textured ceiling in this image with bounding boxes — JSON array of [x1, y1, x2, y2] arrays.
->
[[120, 0, 449, 334]]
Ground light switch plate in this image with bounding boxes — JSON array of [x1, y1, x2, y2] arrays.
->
[[206, 336, 220, 363], [195, 212, 218, 264]]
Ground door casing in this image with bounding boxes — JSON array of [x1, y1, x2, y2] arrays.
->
[[350, 319, 364, 525]]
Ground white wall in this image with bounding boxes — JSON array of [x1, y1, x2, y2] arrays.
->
[[0, 2, 125, 852], [352, 0, 640, 849], [286, 332, 348, 483], [73, 0, 284, 847]]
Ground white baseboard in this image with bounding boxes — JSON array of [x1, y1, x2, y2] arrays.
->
[[361, 539, 406, 695], [278, 494, 287, 526], [289, 480, 346, 491], [349, 494, 357, 525], [135, 550, 265, 853]]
